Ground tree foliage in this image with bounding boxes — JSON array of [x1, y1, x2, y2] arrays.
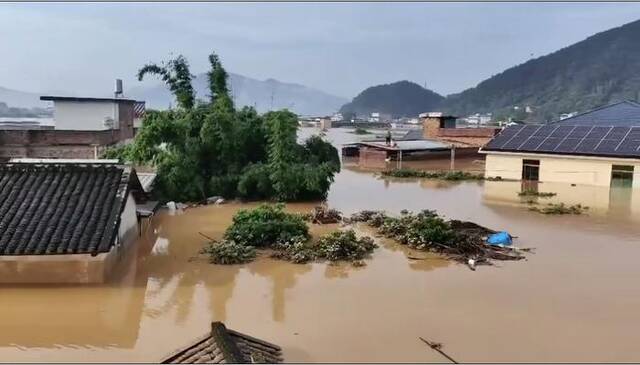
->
[[128, 53, 340, 202]]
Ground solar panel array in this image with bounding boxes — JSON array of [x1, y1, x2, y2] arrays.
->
[[484, 125, 640, 158]]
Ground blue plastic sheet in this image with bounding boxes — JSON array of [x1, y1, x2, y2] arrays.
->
[[487, 231, 513, 246]]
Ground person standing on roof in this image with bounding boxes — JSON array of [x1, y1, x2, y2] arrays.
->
[[385, 129, 392, 146]]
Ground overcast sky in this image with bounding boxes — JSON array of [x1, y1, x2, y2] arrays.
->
[[2, 2, 640, 98]]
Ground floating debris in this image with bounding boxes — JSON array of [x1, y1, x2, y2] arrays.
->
[[350, 210, 527, 267]]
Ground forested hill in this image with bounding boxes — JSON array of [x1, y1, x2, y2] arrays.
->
[[339, 81, 444, 118], [341, 19, 640, 122], [442, 19, 640, 121]]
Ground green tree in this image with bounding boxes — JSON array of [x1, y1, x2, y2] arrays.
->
[[137, 55, 195, 110], [130, 52, 340, 203]]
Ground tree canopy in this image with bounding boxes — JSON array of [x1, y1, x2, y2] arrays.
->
[[112, 52, 340, 202]]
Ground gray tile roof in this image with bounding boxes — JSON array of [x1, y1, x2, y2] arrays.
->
[[0, 163, 141, 256], [554, 100, 640, 126], [162, 322, 283, 364]]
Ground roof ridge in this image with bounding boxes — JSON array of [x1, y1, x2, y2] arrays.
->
[[554, 99, 640, 124]]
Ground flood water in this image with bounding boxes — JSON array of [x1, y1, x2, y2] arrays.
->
[[2, 128, 640, 362]]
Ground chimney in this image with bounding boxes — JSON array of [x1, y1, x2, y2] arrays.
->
[[114, 79, 123, 98]]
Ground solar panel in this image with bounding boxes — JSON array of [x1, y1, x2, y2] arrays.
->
[[484, 125, 640, 158]]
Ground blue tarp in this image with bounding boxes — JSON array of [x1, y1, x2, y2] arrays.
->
[[487, 231, 513, 246]]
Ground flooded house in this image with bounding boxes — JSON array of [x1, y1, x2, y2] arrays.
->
[[342, 112, 497, 169], [0, 161, 151, 283], [419, 112, 500, 148], [0, 80, 145, 161], [161, 322, 283, 364], [481, 101, 640, 187]]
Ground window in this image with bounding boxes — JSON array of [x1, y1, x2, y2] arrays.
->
[[611, 165, 634, 188], [522, 159, 540, 181]]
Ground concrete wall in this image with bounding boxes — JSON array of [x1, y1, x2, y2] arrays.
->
[[54, 100, 117, 130], [0, 193, 140, 284], [484, 152, 640, 187]]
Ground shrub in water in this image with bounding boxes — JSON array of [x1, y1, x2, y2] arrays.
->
[[201, 240, 257, 264], [316, 229, 377, 262], [224, 204, 309, 247]]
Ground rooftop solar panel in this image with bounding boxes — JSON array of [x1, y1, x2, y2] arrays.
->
[[484, 125, 640, 158]]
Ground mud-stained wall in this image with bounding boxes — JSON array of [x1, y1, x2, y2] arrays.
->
[[484, 152, 640, 187]]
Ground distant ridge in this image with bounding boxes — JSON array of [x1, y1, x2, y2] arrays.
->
[[339, 80, 444, 118], [341, 19, 640, 122], [128, 72, 348, 116]]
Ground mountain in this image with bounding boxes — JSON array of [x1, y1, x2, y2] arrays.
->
[[128, 73, 348, 116], [339, 81, 444, 119], [443, 19, 640, 122], [0, 86, 45, 108]]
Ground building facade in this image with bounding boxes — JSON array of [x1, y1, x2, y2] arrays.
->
[[482, 103, 640, 188], [0, 90, 144, 160]]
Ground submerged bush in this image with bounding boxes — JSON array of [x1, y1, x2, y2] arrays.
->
[[351, 209, 526, 265], [201, 240, 257, 264], [316, 230, 377, 262], [529, 202, 588, 215], [377, 210, 455, 248], [224, 204, 309, 247], [518, 189, 557, 198], [382, 169, 484, 181]]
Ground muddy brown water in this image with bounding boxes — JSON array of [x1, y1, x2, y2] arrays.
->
[[1, 128, 640, 362]]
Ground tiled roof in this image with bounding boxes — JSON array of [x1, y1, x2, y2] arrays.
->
[[554, 100, 640, 126], [162, 322, 283, 364], [0, 163, 138, 256]]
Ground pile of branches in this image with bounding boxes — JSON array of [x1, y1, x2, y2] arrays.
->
[[349, 210, 527, 268], [301, 206, 343, 224]]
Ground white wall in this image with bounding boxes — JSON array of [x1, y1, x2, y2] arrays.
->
[[54, 100, 118, 130], [118, 194, 139, 246], [484, 152, 640, 187]]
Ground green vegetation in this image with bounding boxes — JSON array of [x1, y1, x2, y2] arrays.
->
[[109, 52, 339, 202], [529, 203, 589, 215], [517, 189, 557, 198], [272, 229, 377, 265], [315, 230, 377, 263], [350, 210, 526, 266], [339, 80, 444, 119], [201, 240, 256, 265], [224, 204, 309, 248], [444, 19, 640, 122], [381, 169, 484, 181], [202, 204, 377, 265]]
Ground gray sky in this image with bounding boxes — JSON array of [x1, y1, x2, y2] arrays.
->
[[2, 2, 640, 98]]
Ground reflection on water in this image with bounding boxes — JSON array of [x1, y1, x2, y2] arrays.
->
[[1, 128, 640, 362]]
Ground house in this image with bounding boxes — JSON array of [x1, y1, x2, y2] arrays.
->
[[0, 161, 151, 283], [0, 80, 145, 160], [420, 112, 500, 148], [553, 100, 640, 126], [481, 102, 640, 187], [161, 322, 283, 364]]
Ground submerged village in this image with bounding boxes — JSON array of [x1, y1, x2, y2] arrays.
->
[[1, 49, 640, 364]]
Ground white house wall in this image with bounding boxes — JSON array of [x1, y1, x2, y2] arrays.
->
[[484, 152, 640, 187], [54, 101, 118, 130]]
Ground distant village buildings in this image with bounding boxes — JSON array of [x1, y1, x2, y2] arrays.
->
[[482, 101, 640, 188], [420, 112, 500, 148], [0, 80, 145, 161]]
